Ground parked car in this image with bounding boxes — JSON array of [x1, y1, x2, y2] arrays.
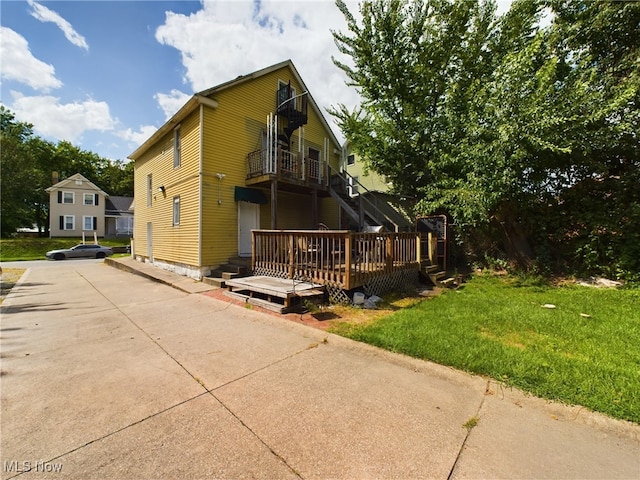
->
[[46, 244, 113, 260]]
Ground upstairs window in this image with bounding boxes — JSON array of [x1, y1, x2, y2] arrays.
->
[[83, 193, 96, 206], [347, 154, 355, 166], [174, 126, 181, 168], [147, 174, 152, 207], [59, 191, 74, 204]]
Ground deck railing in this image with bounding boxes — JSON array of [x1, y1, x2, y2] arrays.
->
[[247, 148, 327, 186], [252, 230, 421, 290]]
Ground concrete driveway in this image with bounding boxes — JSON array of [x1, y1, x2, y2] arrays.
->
[[1, 261, 638, 479]]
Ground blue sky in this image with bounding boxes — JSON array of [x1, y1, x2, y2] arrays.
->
[[1, 0, 513, 162]]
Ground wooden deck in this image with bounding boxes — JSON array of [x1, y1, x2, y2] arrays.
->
[[252, 230, 423, 291]]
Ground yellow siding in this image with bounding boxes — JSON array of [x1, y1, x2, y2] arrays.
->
[[135, 62, 342, 271], [133, 110, 201, 266], [200, 64, 341, 266]]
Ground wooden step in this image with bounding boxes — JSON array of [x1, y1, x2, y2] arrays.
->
[[203, 277, 225, 288]]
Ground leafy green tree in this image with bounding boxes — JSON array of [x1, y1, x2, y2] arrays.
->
[[1, 106, 134, 237], [1, 107, 39, 236], [332, 0, 639, 278]]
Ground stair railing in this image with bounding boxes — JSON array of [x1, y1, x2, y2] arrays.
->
[[327, 164, 400, 231]]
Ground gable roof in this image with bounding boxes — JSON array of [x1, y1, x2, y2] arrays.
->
[[105, 196, 134, 216], [45, 173, 108, 196], [129, 59, 340, 160]]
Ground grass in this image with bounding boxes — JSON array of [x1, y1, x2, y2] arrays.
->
[[0, 237, 131, 261], [330, 274, 640, 423], [0, 267, 26, 303]]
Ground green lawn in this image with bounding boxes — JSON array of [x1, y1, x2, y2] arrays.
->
[[330, 274, 640, 423], [0, 237, 132, 261]]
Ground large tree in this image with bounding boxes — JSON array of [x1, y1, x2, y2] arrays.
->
[[1, 107, 134, 237], [331, 0, 640, 278]]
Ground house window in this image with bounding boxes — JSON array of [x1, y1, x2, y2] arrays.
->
[[84, 193, 95, 206], [174, 126, 181, 168], [278, 80, 296, 109], [173, 196, 180, 226], [147, 174, 152, 207], [308, 148, 320, 161], [348, 176, 359, 196], [347, 154, 355, 166], [64, 215, 75, 230], [62, 191, 74, 204], [83, 216, 97, 231]]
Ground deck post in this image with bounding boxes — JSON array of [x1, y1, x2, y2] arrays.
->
[[271, 179, 278, 229], [288, 233, 294, 279], [344, 233, 352, 290], [428, 232, 435, 265], [252, 231, 256, 272], [386, 235, 393, 271], [416, 233, 421, 264]]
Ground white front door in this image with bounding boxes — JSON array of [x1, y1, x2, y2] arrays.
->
[[146, 222, 153, 262], [238, 202, 259, 257]]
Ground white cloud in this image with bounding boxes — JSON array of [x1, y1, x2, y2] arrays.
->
[[0, 27, 63, 92], [155, 1, 361, 142], [118, 125, 159, 149], [155, 89, 192, 120], [10, 91, 115, 142], [27, 0, 89, 51]]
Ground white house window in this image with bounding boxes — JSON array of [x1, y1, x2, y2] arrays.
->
[[147, 174, 152, 207], [64, 215, 75, 230], [84, 193, 95, 205], [83, 216, 96, 231], [173, 196, 180, 226], [63, 191, 74, 204], [347, 154, 355, 166], [348, 176, 359, 196], [174, 126, 181, 168]]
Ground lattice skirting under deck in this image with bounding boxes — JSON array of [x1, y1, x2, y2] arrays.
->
[[363, 269, 419, 297]]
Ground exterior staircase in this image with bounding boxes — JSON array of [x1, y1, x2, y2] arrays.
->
[[203, 256, 251, 288], [328, 165, 393, 231]]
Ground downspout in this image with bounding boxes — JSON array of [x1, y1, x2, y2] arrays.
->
[[198, 104, 203, 270]]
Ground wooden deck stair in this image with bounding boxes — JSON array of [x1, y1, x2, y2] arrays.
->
[[420, 261, 457, 288], [203, 256, 252, 288], [224, 275, 325, 314]]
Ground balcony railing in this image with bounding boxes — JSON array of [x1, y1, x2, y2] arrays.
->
[[252, 230, 422, 290], [246, 148, 327, 187]]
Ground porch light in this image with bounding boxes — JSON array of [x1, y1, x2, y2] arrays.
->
[[158, 185, 166, 193]]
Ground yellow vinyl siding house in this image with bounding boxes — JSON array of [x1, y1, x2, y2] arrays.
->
[[129, 60, 342, 279]]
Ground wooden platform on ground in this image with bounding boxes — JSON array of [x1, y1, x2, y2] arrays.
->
[[224, 275, 325, 313]]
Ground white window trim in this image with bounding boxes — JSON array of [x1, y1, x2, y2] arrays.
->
[[174, 126, 181, 168], [83, 193, 95, 206], [173, 196, 180, 226], [63, 191, 74, 204], [83, 216, 94, 231], [147, 174, 152, 207], [64, 215, 75, 230], [278, 80, 296, 109]]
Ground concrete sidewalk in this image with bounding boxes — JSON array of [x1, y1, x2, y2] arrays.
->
[[1, 260, 638, 479], [105, 256, 215, 294]]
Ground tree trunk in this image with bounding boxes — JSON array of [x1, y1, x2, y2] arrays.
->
[[493, 203, 534, 269]]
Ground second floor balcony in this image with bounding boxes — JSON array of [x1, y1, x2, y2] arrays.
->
[[246, 148, 328, 191]]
